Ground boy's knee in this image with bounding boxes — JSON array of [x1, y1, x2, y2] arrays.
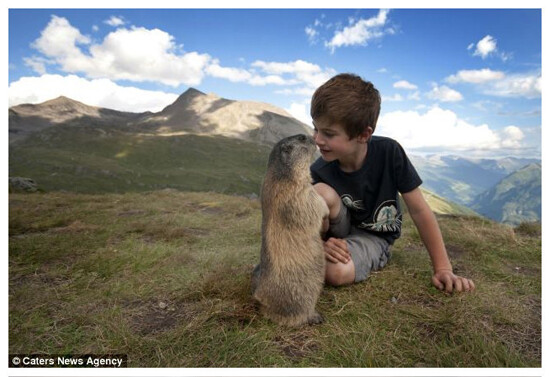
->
[[325, 261, 355, 287], [314, 183, 341, 218]]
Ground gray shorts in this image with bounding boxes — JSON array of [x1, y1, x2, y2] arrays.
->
[[328, 203, 391, 283]]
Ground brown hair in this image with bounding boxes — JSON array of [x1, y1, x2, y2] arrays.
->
[[310, 73, 381, 138]]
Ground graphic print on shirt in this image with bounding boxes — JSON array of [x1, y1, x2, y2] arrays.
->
[[341, 194, 365, 211], [358, 200, 401, 232]]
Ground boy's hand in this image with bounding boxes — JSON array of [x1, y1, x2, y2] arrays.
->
[[432, 269, 475, 293], [324, 237, 351, 264]]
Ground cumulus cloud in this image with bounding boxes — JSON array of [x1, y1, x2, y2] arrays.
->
[[377, 106, 523, 153], [501, 125, 525, 148], [26, 15, 337, 95], [483, 72, 541, 99], [469, 35, 512, 61], [8, 74, 177, 113], [471, 35, 497, 59], [393, 80, 417, 90], [251, 59, 336, 92], [426, 85, 463, 102], [104, 16, 126, 27], [446, 68, 505, 84], [446, 68, 541, 99], [286, 101, 312, 125], [382, 93, 403, 102], [325, 9, 392, 53], [30, 15, 211, 87]]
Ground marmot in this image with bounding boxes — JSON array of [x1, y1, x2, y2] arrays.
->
[[251, 134, 329, 327]]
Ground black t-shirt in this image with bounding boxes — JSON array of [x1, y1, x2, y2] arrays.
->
[[310, 136, 422, 244]]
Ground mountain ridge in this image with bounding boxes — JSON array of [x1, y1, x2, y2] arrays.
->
[[9, 89, 312, 146]]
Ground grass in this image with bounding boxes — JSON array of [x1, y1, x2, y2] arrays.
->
[[10, 127, 270, 195], [9, 190, 541, 367]]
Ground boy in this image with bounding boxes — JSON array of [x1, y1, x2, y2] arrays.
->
[[310, 73, 474, 293]]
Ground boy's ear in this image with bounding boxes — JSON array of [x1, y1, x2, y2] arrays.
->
[[357, 126, 374, 143]]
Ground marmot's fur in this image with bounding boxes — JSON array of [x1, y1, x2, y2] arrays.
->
[[251, 134, 329, 326]]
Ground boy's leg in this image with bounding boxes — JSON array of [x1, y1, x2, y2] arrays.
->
[[313, 183, 391, 286], [313, 183, 344, 234], [314, 183, 356, 285], [325, 230, 391, 286], [346, 228, 391, 283], [313, 183, 350, 238]]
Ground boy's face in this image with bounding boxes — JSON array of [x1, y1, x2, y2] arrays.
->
[[312, 119, 368, 163]]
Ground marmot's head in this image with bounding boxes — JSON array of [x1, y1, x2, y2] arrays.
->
[[267, 134, 317, 182]]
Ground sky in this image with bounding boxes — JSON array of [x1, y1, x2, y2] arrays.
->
[[7, 8, 542, 159]]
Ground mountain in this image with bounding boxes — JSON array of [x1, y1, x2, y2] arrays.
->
[[129, 88, 313, 144], [471, 163, 541, 225], [9, 88, 313, 147], [409, 154, 541, 205], [9, 96, 145, 144]]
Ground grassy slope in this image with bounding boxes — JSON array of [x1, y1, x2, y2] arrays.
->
[[9, 125, 270, 195], [9, 190, 540, 367]]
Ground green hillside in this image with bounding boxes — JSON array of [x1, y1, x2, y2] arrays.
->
[[472, 163, 541, 225], [9, 124, 270, 195], [9, 190, 541, 367]]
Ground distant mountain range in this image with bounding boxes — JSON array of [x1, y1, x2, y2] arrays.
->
[[409, 154, 541, 224], [471, 163, 541, 225], [9, 90, 541, 225]]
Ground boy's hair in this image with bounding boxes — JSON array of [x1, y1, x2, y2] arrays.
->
[[310, 73, 381, 138]]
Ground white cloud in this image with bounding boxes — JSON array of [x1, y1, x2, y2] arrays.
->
[[305, 26, 318, 43], [325, 9, 391, 53], [445, 68, 540, 99], [470, 35, 512, 61], [8, 74, 177, 113], [382, 93, 403, 102], [500, 125, 524, 148], [23, 56, 51, 74], [251, 59, 336, 91], [105, 16, 125, 27], [483, 72, 541, 99], [30, 15, 211, 87], [473, 35, 497, 59], [205, 61, 253, 82], [286, 101, 312, 125], [378, 106, 509, 152], [426, 85, 463, 102], [32, 15, 92, 72], [446, 68, 505, 84], [393, 80, 417, 90], [27, 16, 337, 94]]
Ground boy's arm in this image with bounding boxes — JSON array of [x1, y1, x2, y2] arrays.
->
[[401, 187, 475, 293]]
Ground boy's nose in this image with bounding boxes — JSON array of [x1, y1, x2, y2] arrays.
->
[[313, 131, 324, 146]]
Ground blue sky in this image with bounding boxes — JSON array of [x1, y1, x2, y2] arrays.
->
[[8, 8, 542, 158]]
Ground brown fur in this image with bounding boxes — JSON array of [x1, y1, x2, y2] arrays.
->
[[251, 134, 329, 327]]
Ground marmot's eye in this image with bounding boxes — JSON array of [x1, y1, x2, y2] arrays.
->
[[297, 134, 307, 142]]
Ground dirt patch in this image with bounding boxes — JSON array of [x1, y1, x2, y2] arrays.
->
[[273, 331, 319, 359], [124, 298, 200, 336], [215, 302, 258, 328], [508, 264, 540, 276], [446, 244, 467, 259]]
